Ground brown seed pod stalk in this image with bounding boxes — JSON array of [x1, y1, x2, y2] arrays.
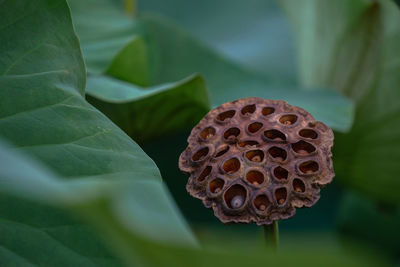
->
[[179, 97, 334, 225]]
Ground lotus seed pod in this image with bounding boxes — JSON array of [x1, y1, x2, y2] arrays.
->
[[179, 97, 334, 225]]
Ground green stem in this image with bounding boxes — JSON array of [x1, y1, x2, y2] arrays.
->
[[124, 0, 136, 17], [263, 221, 279, 252]]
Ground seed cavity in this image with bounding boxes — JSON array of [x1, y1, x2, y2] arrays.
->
[[224, 184, 247, 209], [254, 195, 270, 211], [268, 146, 287, 161], [262, 107, 275, 116], [215, 145, 230, 158], [292, 140, 316, 155], [245, 150, 264, 162], [197, 166, 212, 182], [199, 126, 216, 140], [223, 127, 240, 141], [209, 178, 224, 194], [263, 129, 286, 141], [299, 160, 319, 174], [241, 104, 256, 115], [216, 110, 236, 122], [222, 158, 241, 174], [275, 187, 287, 205], [247, 121, 263, 133], [273, 166, 289, 180], [192, 147, 209, 162], [299, 128, 318, 139], [246, 170, 264, 186], [293, 178, 306, 193], [279, 114, 298, 125]]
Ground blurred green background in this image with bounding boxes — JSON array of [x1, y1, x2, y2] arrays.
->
[[0, 0, 399, 266]]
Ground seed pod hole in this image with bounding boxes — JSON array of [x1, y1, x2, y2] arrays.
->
[[299, 128, 318, 139], [245, 150, 264, 162], [246, 170, 265, 186], [263, 129, 286, 141], [279, 114, 298, 125], [216, 110, 236, 122], [247, 121, 263, 133], [254, 195, 270, 211], [192, 147, 209, 162], [209, 178, 225, 194], [224, 184, 247, 209], [262, 107, 275, 116], [222, 158, 241, 174], [299, 160, 319, 174], [268, 146, 287, 161], [215, 145, 230, 158], [292, 140, 316, 155], [199, 126, 216, 140], [197, 166, 212, 182], [223, 127, 240, 141], [293, 178, 306, 193], [238, 140, 259, 148], [241, 104, 256, 115], [273, 166, 289, 180], [275, 187, 287, 205]]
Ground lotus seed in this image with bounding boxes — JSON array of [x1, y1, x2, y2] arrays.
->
[[230, 195, 244, 209]]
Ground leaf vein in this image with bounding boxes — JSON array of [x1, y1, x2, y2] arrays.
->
[[0, 95, 76, 121]]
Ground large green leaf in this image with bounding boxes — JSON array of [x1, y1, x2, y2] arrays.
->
[[337, 192, 400, 260], [69, 0, 211, 140], [69, 0, 354, 133], [105, 36, 149, 86], [139, 0, 297, 80], [0, 0, 197, 264], [68, 0, 139, 75], [280, 0, 381, 102], [0, 140, 124, 266], [282, 0, 400, 203], [134, 14, 353, 119], [334, 24, 400, 203], [1, 137, 387, 266], [94, 37, 210, 143], [86, 74, 209, 143]]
